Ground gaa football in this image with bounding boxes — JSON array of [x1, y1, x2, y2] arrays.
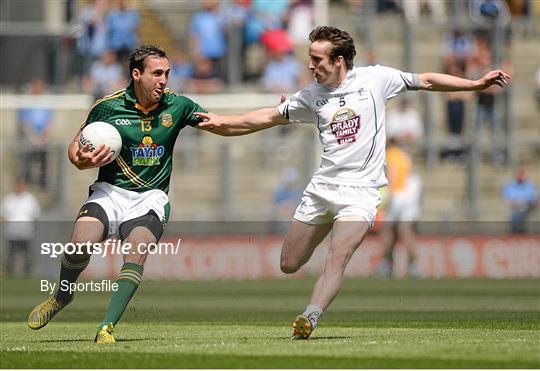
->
[[79, 121, 122, 161]]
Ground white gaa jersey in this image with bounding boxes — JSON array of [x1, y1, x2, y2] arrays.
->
[[277, 65, 416, 187]]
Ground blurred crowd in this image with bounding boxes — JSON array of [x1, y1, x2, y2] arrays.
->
[[73, 0, 136, 99], [440, 27, 513, 165], [67, 0, 533, 105], [42, 0, 533, 105], [71, 0, 316, 98]]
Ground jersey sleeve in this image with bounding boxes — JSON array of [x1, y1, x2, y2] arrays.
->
[[371, 65, 416, 102], [277, 89, 316, 123], [177, 96, 207, 127]]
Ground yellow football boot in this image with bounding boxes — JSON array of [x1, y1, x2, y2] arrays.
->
[[94, 323, 116, 344], [28, 297, 68, 330]]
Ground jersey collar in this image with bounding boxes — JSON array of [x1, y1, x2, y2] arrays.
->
[[324, 67, 356, 92], [125, 82, 163, 115]]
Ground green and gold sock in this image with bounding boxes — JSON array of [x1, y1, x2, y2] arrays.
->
[[98, 263, 144, 329], [55, 254, 90, 304]]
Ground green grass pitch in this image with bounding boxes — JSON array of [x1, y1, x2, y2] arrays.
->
[[1, 277, 539, 368]]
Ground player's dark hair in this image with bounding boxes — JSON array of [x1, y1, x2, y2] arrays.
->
[[129, 45, 167, 77], [309, 26, 356, 70]]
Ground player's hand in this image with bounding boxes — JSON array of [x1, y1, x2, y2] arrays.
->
[[279, 94, 287, 104], [476, 70, 511, 90], [75, 143, 114, 169], [194, 112, 224, 131]]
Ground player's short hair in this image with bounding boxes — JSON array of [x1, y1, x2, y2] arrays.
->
[[309, 26, 356, 70], [129, 45, 168, 76]]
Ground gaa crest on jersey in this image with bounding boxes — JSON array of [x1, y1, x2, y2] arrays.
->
[[161, 114, 173, 128], [330, 108, 361, 145], [130, 135, 165, 166]]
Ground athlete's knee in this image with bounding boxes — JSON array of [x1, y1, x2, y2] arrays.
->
[[71, 218, 107, 244], [70, 232, 101, 246], [122, 228, 155, 266], [280, 261, 300, 274], [280, 242, 300, 273], [280, 255, 302, 274], [69, 230, 103, 260]]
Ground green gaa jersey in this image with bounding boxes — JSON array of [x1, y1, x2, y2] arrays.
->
[[81, 83, 205, 193]]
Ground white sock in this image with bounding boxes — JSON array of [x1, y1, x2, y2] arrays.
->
[[302, 304, 323, 328]]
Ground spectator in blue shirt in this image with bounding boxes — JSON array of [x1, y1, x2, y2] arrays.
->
[[106, 0, 140, 61], [502, 167, 538, 233], [83, 49, 126, 100], [260, 30, 309, 93], [186, 57, 224, 94], [76, 0, 109, 75], [168, 49, 194, 93], [262, 52, 304, 93], [189, 0, 227, 80]]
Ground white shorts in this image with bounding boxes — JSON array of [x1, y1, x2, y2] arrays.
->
[[84, 182, 169, 237], [384, 194, 421, 222], [292, 180, 382, 227], [384, 174, 422, 223]]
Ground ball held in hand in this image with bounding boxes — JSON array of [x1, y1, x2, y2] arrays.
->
[[79, 121, 122, 161]]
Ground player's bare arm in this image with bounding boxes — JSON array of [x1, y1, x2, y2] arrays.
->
[[417, 69, 511, 92], [194, 107, 290, 136], [193, 112, 267, 136], [68, 130, 114, 170]]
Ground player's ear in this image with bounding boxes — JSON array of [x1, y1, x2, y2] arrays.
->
[[132, 68, 141, 81]]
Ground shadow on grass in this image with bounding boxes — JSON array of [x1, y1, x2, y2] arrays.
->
[[35, 337, 159, 343], [310, 336, 355, 340]]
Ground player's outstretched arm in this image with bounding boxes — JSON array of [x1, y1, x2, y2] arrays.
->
[[194, 107, 290, 137], [417, 70, 511, 92], [68, 129, 114, 170]]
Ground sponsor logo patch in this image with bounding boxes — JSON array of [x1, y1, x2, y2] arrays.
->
[[330, 108, 361, 145], [130, 135, 165, 166]]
